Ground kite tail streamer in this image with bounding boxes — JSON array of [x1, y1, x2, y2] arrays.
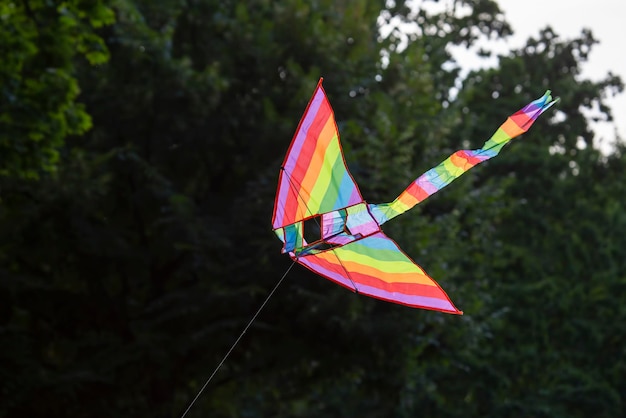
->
[[369, 90, 558, 225]]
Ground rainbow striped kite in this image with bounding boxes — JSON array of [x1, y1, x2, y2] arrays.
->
[[272, 79, 557, 314]]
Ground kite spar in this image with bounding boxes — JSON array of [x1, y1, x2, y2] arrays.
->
[[273, 78, 558, 314]]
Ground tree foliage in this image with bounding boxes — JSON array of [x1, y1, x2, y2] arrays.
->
[[1, 0, 624, 417], [0, 0, 114, 178]]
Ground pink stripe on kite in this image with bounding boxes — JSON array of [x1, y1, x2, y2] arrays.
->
[[283, 88, 325, 173], [276, 89, 332, 227], [403, 182, 430, 202], [416, 177, 439, 195], [456, 150, 488, 167], [357, 283, 459, 313], [510, 111, 533, 131], [297, 252, 355, 290]]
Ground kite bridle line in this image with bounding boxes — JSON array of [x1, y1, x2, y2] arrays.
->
[[179, 261, 296, 418], [280, 167, 360, 291]]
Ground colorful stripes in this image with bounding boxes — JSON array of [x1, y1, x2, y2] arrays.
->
[[274, 80, 557, 314], [297, 232, 461, 313], [369, 90, 558, 225], [272, 80, 363, 229], [345, 203, 380, 237]]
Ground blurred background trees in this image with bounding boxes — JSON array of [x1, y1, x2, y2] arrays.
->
[[1, 0, 624, 417]]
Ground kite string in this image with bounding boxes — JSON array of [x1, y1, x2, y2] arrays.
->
[[179, 261, 296, 418], [281, 167, 322, 229]]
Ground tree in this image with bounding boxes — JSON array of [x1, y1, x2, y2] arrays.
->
[[415, 26, 626, 417], [1, 0, 624, 417], [0, 0, 114, 178]]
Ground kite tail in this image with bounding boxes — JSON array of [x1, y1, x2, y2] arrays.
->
[[369, 90, 558, 225]]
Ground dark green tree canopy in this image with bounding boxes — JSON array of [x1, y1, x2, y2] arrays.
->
[[1, 1, 624, 417]]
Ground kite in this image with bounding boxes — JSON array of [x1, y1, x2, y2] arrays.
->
[[272, 78, 557, 314]]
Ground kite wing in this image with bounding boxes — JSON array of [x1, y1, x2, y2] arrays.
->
[[272, 79, 364, 232], [273, 79, 556, 314], [369, 91, 559, 225], [296, 231, 461, 314]]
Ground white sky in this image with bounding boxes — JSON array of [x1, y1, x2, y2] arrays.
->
[[497, 0, 625, 147], [452, 0, 625, 148], [397, 0, 625, 151]]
